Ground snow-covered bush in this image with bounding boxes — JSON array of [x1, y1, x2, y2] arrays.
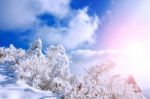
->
[[13, 39, 72, 95], [14, 55, 47, 85], [65, 61, 145, 99], [0, 44, 25, 63], [44, 45, 73, 94], [26, 39, 43, 57], [0, 39, 146, 99], [64, 61, 115, 99]]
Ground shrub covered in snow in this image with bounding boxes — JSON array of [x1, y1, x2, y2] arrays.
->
[[0, 44, 25, 63], [65, 61, 145, 99], [0, 39, 146, 99], [13, 39, 73, 95]]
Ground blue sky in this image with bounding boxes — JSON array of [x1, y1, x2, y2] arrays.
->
[[0, 0, 113, 50]]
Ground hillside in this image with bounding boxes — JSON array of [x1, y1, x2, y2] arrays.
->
[[0, 39, 146, 99]]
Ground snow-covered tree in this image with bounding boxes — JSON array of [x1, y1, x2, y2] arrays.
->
[[65, 61, 145, 99], [64, 61, 115, 99], [14, 39, 46, 85], [0, 44, 25, 63], [26, 39, 43, 57], [0, 39, 146, 99], [13, 39, 72, 95], [44, 45, 73, 94]]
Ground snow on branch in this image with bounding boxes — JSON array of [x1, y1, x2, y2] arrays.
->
[[0, 39, 146, 99]]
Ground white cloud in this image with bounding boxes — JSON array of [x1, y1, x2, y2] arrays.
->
[[0, 0, 70, 29], [62, 8, 99, 48], [0, 0, 37, 29], [70, 49, 121, 75], [70, 49, 123, 69], [0, 0, 99, 49], [35, 8, 99, 49], [37, 0, 70, 18], [70, 49, 150, 90]]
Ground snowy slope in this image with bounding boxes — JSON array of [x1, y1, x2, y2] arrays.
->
[[0, 63, 58, 99], [0, 40, 147, 99]]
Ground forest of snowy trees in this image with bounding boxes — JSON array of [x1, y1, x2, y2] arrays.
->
[[0, 39, 146, 99]]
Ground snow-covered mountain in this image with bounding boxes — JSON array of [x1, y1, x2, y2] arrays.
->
[[0, 39, 146, 99]]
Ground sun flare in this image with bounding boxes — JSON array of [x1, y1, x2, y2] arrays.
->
[[113, 42, 149, 81], [125, 42, 146, 60]]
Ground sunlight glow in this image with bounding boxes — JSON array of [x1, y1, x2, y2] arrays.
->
[[125, 42, 146, 60], [102, 0, 150, 89]]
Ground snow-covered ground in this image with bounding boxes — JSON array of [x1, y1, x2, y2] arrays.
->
[[0, 63, 58, 99], [144, 89, 150, 99]]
